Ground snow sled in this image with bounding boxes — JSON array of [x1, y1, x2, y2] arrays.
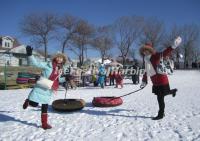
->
[[52, 99, 86, 112], [92, 97, 123, 107], [16, 78, 29, 84], [28, 78, 36, 84], [17, 72, 37, 78]]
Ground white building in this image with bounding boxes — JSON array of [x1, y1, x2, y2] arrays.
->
[[0, 36, 44, 66]]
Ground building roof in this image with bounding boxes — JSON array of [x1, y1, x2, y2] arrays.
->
[[0, 35, 21, 49]]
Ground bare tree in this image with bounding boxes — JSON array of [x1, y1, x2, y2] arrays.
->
[[113, 16, 144, 65], [92, 26, 113, 63], [180, 24, 199, 69], [70, 20, 94, 67], [20, 13, 57, 61], [164, 25, 182, 69], [140, 17, 165, 50], [192, 46, 200, 69], [193, 26, 200, 66], [55, 14, 78, 53], [128, 48, 136, 61]]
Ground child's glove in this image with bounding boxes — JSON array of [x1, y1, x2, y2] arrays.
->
[[172, 36, 182, 49], [26, 45, 33, 56]]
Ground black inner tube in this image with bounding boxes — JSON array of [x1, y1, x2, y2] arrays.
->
[[52, 99, 85, 112]]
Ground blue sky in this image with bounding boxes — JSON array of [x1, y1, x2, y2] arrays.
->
[[0, 0, 199, 59]]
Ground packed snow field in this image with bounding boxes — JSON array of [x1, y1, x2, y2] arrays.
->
[[0, 70, 200, 141]]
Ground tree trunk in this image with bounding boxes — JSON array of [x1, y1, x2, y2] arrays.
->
[[184, 47, 187, 69], [44, 39, 48, 62], [101, 55, 104, 64], [62, 40, 68, 53], [176, 51, 180, 69], [44, 46, 47, 62], [122, 56, 126, 66], [79, 45, 84, 67], [62, 44, 65, 53], [79, 55, 81, 67]]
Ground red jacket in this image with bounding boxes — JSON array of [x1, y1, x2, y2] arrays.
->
[[142, 47, 173, 86], [109, 72, 116, 78], [115, 73, 123, 83]]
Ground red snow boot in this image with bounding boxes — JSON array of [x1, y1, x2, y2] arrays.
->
[[23, 99, 29, 109], [41, 113, 52, 130]]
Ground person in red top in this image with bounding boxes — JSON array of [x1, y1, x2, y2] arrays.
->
[[115, 68, 124, 88], [140, 36, 182, 120]]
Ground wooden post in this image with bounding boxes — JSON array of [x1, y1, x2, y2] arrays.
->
[[4, 63, 7, 90]]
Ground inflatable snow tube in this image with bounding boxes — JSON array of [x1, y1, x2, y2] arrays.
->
[[52, 99, 86, 112], [16, 78, 29, 84], [18, 72, 36, 78], [92, 96, 123, 107], [28, 78, 36, 84]]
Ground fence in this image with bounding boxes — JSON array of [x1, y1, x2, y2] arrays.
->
[[0, 65, 41, 90]]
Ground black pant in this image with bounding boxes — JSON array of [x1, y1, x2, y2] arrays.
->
[[110, 78, 115, 86], [157, 94, 165, 114], [104, 76, 107, 86], [29, 100, 48, 113], [132, 75, 139, 84]]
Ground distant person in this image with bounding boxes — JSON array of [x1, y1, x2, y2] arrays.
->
[[104, 68, 108, 86], [81, 71, 86, 87], [132, 62, 140, 84], [91, 66, 99, 87], [98, 64, 106, 88], [115, 68, 124, 88], [63, 67, 76, 89], [72, 68, 81, 87], [140, 37, 182, 120], [109, 68, 115, 86], [22, 46, 67, 129]]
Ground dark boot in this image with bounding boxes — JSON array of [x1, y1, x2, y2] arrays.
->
[[171, 89, 177, 97], [23, 99, 29, 109], [41, 113, 52, 130], [152, 111, 165, 120]]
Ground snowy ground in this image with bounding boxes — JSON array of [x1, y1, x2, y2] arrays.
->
[[0, 70, 200, 141]]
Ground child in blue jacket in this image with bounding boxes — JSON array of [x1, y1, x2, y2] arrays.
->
[[98, 64, 106, 88], [23, 46, 67, 129]]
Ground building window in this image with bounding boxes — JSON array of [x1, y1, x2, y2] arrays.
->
[[4, 42, 11, 47]]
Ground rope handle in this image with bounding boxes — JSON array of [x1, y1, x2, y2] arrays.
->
[[109, 85, 146, 101]]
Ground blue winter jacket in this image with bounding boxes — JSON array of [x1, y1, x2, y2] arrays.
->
[[98, 66, 105, 84], [28, 56, 66, 104]]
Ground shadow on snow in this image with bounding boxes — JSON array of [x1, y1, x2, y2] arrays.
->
[[48, 102, 153, 119], [0, 111, 40, 128]]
